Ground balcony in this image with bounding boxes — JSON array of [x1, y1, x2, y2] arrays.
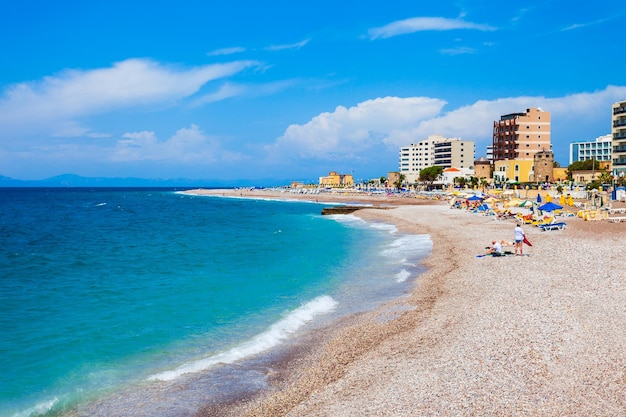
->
[[613, 119, 626, 128], [614, 107, 626, 115]]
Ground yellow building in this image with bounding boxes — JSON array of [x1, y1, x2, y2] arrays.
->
[[493, 159, 535, 183], [318, 171, 354, 187], [552, 167, 568, 182]]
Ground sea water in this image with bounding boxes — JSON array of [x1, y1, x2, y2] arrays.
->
[[0, 188, 432, 417]]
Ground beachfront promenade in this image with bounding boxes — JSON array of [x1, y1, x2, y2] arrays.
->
[[189, 188, 626, 417]]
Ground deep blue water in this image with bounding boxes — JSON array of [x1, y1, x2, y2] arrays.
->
[[0, 188, 431, 417]]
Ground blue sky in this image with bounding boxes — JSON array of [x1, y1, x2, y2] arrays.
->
[[1, 0, 625, 183]]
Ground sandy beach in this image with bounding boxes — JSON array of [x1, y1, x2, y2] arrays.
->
[[190, 188, 626, 416]]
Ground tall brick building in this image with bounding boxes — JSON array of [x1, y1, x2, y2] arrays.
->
[[492, 108, 551, 162]]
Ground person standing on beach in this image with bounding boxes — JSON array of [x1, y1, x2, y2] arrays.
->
[[514, 223, 525, 256]]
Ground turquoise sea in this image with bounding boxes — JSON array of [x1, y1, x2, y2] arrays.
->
[[0, 188, 432, 417]]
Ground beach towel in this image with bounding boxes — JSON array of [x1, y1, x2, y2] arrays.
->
[[523, 236, 532, 246]]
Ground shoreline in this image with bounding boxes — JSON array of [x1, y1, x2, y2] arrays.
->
[[188, 188, 626, 416]]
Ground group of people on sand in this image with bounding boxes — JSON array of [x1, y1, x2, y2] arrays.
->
[[485, 223, 527, 257]]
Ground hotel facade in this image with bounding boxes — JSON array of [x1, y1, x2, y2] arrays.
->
[[492, 107, 551, 183], [612, 100, 626, 176], [569, 134, 612, 165], [399, 135, 475, 183]]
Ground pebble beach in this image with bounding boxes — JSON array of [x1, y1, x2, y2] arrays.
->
[[190, 188, 626, 417]]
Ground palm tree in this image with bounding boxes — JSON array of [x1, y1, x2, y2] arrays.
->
[[394, 174, 406, 191]]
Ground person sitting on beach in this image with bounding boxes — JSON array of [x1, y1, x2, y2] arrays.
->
[[486, 240, 504, 257]]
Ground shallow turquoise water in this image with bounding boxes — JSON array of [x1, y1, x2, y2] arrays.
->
[[0, 188, 431, 416]]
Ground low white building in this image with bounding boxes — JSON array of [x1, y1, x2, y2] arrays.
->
[[440, 167, 475, 185]]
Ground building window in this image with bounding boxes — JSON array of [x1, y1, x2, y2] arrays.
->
[[514, 164, 519, 171]]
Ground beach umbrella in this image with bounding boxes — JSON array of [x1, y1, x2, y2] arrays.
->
[[484, 197, 499, 204], [467, 195, 483, 201], [567, 195, 574, 206], [559, 194, 566, 205], [518, 200, 532, 207], [538, 202, 563, 212], [545, 194, 552, 202], [504, 198, 522, 207], [536, 193, 542, 203]]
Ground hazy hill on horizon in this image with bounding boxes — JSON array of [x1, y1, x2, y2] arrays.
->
[[0, 174, 290, 188]]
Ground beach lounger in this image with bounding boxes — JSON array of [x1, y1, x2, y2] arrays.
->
[[539, 222, 566, 231]]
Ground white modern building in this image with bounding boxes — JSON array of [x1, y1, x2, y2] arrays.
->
[[399, 135, 475, 182], [569, 134, 612, 165], [485, 145, 494, 163]]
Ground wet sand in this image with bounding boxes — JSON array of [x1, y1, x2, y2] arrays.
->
[[190, 188, 626, 416]]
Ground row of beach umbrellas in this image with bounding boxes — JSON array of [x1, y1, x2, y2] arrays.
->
[[462, 194, 566, 212]]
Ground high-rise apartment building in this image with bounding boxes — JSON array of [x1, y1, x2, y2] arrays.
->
[[612, 100, 626, 175], [492, 107, 551, 161], [569, 134, 612, 165], [399, 135, 475, 176]]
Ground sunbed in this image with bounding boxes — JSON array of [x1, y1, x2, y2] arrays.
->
[[539, 221, 567, 231]]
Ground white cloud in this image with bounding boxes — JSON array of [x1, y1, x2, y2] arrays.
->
[[265, 39, 310, 51], [190, 79, 299, 107], [113, 124, 247, 164], [267, 97, 447, 161], [369, 17, 495, 40], [561, 18, 606, 31], [190, 82, 247, 106], [267, 86, 626, 168], [0, 58, 259, 137], [207, 46, 246, 56], [440, 46, 476, 55]]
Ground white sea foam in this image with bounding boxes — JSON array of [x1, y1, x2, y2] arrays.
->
[[368, 222, 398, 234], [324, 213, 367, 226], [12, 397, 58, 417], [395, 269, 412, 283], [382, 235, 432, 261], [148, 295, 338, 382]]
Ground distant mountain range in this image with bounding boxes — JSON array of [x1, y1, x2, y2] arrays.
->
[[0, 174, 290, 188]]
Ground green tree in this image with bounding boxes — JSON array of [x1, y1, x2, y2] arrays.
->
[[568, 159, 600, 173], [419, 166, 443, 183], [599, 171, 613, 184]]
